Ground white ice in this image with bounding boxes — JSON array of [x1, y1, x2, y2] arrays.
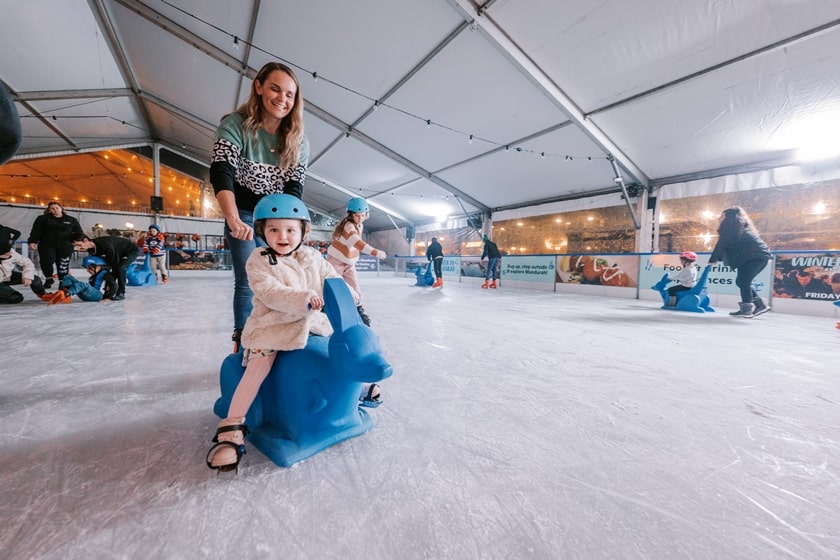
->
[[1, 272, 839, 559]]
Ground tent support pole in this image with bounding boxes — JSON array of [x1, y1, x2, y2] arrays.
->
[[608, 155, 640, 230]]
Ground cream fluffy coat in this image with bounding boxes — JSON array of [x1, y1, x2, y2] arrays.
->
[[241, 245, 351, 351]]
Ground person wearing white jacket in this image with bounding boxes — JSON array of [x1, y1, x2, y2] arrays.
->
[[0, 225, 47, 303], [206, 194, 380, 473]]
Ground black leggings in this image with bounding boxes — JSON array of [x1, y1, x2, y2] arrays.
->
[[37, 244, 73, 279], [735, 258, 768, 302], [432, 257, 443, 279]]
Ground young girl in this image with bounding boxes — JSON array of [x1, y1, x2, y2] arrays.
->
[[665, 251, 698, 306], [206, 194, 379, 472], [326, 197, 386, 326]]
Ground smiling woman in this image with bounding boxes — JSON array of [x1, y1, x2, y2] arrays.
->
[[209, 61, 310, 352]]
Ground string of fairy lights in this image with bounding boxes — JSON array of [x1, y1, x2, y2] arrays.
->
[[5, 1, 613, 210], [155, 0, 609, 163]]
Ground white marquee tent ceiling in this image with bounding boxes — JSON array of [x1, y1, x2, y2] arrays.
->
[[2, 0, 839, 232]]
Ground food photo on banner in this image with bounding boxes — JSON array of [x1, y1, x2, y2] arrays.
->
[[772, 251, 840, 301], [556, 255, 638, 287]]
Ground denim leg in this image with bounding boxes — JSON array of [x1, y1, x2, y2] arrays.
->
[[225, 209, 265, 331], [488, 258, 500, 280]]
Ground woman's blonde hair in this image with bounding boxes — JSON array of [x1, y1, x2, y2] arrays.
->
[[236, 62, 304, 170]]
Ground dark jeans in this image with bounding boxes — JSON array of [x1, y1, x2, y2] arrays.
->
[[37, 243, 73, 279], [225, 209, 266, 331], [432, 256, 443, 279], [113, 249, 139, 296], [485, 257, 500, 280], [735, 258, 769, 302], [667, 284, 691, 296], [60, 275, 103, 302], [0, 273, 44, 303]]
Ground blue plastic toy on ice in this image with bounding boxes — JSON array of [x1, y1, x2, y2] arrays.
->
[[652, 264, 714, 313], [415, 262, 434, 286], [213, 277, 394, 467], [127, 253, 157, 286]]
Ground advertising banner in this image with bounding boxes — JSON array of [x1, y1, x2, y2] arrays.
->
[[355, 254, 378, 272], [772, 252, 840, 301], [502, 256, 555, 283], [441, 256, 460, 279], [556, 254, 638, 288], [639, 254, 772, 297]]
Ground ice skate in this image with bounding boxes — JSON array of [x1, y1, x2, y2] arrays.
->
[[48, 290, 71, 305], [481, 280, 490, 289]]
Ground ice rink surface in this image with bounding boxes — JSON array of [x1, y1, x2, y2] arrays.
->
[[1, 271, 838, 559]]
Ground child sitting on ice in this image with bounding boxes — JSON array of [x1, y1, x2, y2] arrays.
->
[[665, 251, 699, 306], [206, 194, 382, 473], [0, 224, 48, 303], [46, 255, 118, 304]]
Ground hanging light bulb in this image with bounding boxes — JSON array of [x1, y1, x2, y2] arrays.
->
[[469, 134, 473, 144], [233, 36, 239, 50]]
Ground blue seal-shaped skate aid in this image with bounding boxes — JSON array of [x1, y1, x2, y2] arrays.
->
[[213, 278, 393, 467], [651, 264, 714, 313]]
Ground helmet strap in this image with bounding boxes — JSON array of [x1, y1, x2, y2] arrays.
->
[[260, 240, 303, 262]]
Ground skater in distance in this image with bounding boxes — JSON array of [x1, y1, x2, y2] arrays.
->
[[326, 197, 386, 326], [708, 206, 772, 318], [426, 236, 444, 288]]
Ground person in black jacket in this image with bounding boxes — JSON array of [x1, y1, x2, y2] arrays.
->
[[425, 237, 444, 288], [28, 202, 84, 288], [708, 206, 772, 318], [480, 235, 502, 289], [73, 234, 139, 300]]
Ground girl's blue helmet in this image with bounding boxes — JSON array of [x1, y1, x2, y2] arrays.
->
[[254, 194, 311, 223], [149, 224, 161, 232], [347, 197, 369, 213], [82, 255, 107, 268]]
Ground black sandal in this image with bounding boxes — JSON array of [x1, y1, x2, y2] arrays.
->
[[206, 424, 249, 472]]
